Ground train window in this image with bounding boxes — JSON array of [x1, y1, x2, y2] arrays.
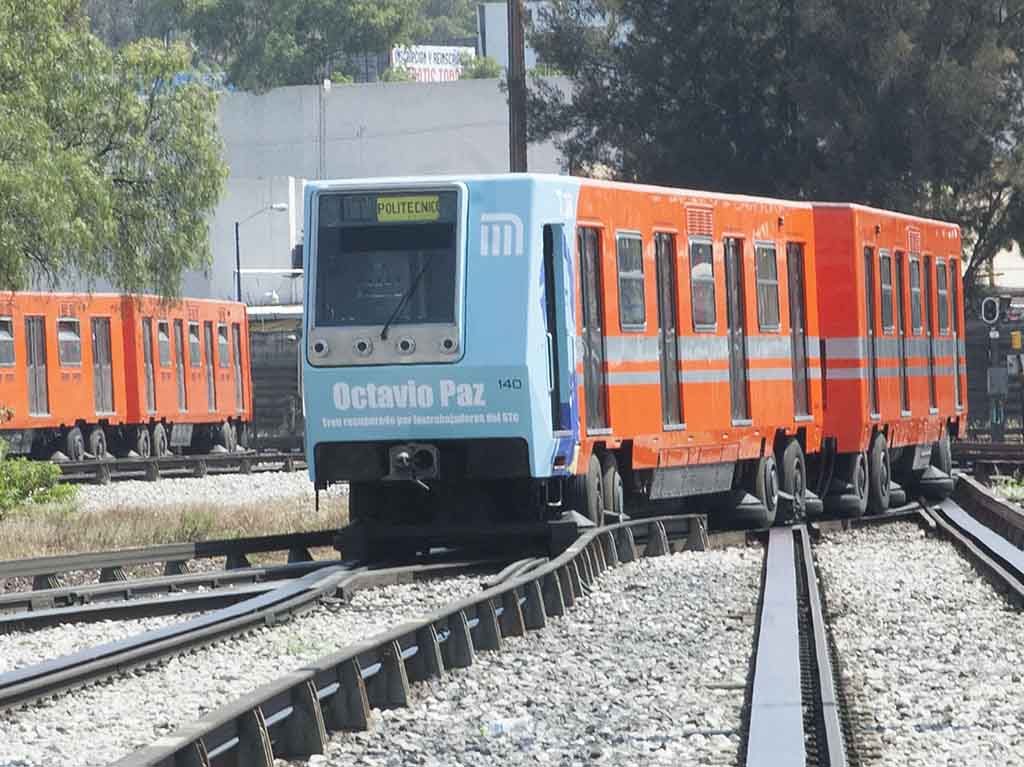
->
[[188, 322, 201, 367], [616, 233, 645, 330], [755, 243, 780, 330], [690, 238, 716, 330], [909, 257, 923, 334], [315, 191, 457, 328], [937, 260, 949, 333], [880, 251, 894, 332], [0, 318, 13, 366], [157, 321, 171, 366], [57, 319, 81, 366], [218, 324, 230, 368]]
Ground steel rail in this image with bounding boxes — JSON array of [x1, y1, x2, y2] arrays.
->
[[952, 473, 1024, 548], [0, 556, 497, 714], [0, 529, 337, 590], [746, 526, 847, 767], [110, 514, 710, 767], [57, 451, 306, 485], [0, 558, 334, 616], [929, 498, 1024, 603]]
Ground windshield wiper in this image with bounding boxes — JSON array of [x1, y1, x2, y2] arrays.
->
[[380, 255, 433, 341]]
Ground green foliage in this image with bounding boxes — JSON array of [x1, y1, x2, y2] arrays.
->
[[0, 441, 76, 516], [461, 54, 503, 80], [380, 66, 417, 83], [417, 0, 478, 44], [184, 0, 422, 91], [174, 507, 217, 540], [530, 0, 1024, 295], [0, 0, 226, 296]]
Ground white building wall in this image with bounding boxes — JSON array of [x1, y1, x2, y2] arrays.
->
[[205, 78, 564, 305]]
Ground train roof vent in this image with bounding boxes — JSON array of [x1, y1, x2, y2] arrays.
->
[[687, 207, 713, 237], [908, 228, 922, 254], [59, 302, 76, 317]]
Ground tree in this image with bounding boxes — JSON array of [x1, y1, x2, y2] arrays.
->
[[461, 54, 503, 79], [184, 0, 423, 92], [418, 0, 478, 44], [0, 0, 226, 296], [83, 0, 186, 47], [530, 0, 1024, 295]]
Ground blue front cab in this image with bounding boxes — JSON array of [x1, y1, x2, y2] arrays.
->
[[302, 175, 580, 524]]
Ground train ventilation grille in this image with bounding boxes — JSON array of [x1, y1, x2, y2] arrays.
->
[[687, 207, 713, 237], [908, 228, 922, 254]]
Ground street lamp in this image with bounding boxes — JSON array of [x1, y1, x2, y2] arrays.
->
[[235, 203, 289, 302]]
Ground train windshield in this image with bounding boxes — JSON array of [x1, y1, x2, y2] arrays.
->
[[315, 191, 458, 328]]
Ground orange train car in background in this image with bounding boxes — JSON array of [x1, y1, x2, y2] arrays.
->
[[813, 204, 964, 514], [0, 292, 251, 460]]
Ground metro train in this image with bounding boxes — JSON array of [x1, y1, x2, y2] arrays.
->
[[0, 293, 252, 460], [301, 174, 965, 528]]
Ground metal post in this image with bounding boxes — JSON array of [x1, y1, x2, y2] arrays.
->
[[234, 220, 242, 302], [507, 0, 528, 172]]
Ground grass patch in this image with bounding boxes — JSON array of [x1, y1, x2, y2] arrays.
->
[[990, 475, 1024, 504], [0, 494, 348, 562]]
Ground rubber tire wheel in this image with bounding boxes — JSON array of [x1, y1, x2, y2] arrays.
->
[[134, 427, 151, 458], [151, 423, 169, 457], [600, 453, 623, 517], [584, 454, 604, 525], [750, 455, 779, 528], [841, 451, 869, 518], [65, 427, 85, 461], [776, 440, 807, 524], [87, 427, 106, 459], [932, 431, 952, 475], [867, 433, 891, 515]]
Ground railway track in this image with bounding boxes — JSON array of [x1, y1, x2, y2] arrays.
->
[[0, 528, 338, 593], [4, 481, 1024, 765], [56, 450, 306, 484]]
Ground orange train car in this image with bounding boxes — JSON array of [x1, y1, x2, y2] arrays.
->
[[0, 292, 252, 460], [813, 204, 965, 514], [569, 183, 825, 525]]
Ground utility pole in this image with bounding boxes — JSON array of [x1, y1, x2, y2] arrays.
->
[[507, 0, 528, 172]]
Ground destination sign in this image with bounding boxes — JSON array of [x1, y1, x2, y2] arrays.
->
[[376, 195, 440, 223]]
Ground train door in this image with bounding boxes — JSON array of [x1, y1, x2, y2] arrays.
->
[[204, 321, 217, 411], [232, 323, 244, 413], [864, 248, 880, 415], [25, 317, 48, 416], [723, 237, 749, 421], [174, 320, 188, 412], [786, 243, 810, 417], [543, 225, 571, 431], [141, 317, 156, 413], [91, 318, 114, 414], [578, 227, 608, 432], [655, 233, 682, 426], [924, 256, 937, 410], [950, 258, 963, 408], [894, 252, 910, 412]]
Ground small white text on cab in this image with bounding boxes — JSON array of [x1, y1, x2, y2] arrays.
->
[[333, 380, 487, 411]]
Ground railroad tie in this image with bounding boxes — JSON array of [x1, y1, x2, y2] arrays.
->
[[320, 658, 371, 731]]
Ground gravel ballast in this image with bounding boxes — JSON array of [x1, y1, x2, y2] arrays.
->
[[0, 613, 191, 675], [0, 576, 480, 767], [72, 470, 343, 515], [815, 521, 1024, 765], [288, 546, 763, 767]]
